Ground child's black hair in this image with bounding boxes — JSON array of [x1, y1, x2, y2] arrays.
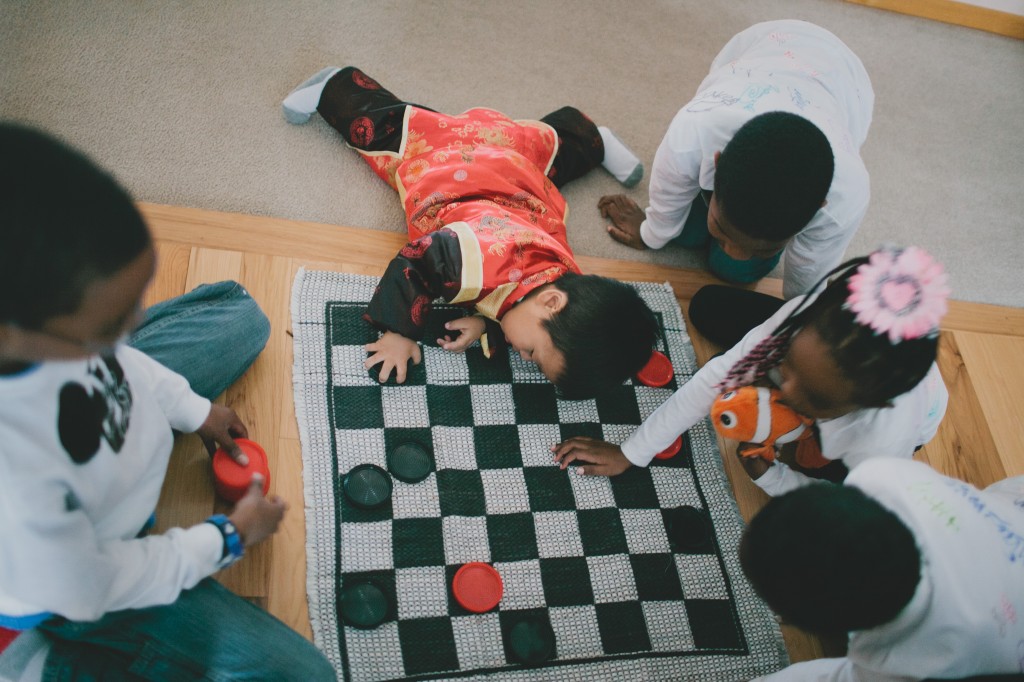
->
[[714, 112, 834, 242], [721, 256, 939, 408], [740, 484, 921, 634], [543, 272, 659, 400], [0, 123, 151, 330]]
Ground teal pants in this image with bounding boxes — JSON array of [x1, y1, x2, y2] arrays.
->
[[675, 191, 782, 284]]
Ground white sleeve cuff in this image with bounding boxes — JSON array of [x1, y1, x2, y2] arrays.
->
[[640, 219, 671, 250]]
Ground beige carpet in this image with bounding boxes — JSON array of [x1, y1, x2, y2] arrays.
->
[[2, 0, 1022, 307]]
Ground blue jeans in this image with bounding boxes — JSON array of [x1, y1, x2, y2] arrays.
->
[[674, 191, 783, 285], [39, 579, 334, 681], [38, 283, 332, 680], [129, 281, 271, 401]]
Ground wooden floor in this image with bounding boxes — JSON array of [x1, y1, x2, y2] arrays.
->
[[143, 202, 1024, 664]]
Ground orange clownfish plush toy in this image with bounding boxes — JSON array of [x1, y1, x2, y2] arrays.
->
[[711, 386, 821, 464]]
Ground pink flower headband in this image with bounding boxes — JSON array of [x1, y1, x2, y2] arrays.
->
[[845, 246, 950, 343]]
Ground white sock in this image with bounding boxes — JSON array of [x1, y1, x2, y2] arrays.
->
[[281, 67, 341, 125], [598, 126, 643, 188]]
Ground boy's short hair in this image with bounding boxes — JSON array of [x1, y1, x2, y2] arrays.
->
[[0, 123, 150, 329], [714, 112, 834, 242], [543, 272, 659, 400], [739, 484, 920, 634]]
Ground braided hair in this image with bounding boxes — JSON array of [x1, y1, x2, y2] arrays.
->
[[719, 254, 941, 408]]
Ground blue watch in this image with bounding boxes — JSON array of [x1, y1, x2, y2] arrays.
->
[[205, 514, 244, 568]]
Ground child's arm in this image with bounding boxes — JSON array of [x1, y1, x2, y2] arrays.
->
[[752, 656, 908, 682], [364, 231, 464, 381]]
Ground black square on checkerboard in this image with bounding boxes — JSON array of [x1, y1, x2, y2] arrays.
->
[[685, 599, 745, 651], [595, 384, 643, 425], [513, 384, 559, 424], [576, 508, 629, 556], [523, 467, 576, 512], [499, 608, 556, 661], [487, 513, 538, 562], [398, 616, 460, 675], [465, 346, 513, 384], [609, 465, 661, 509], [595, 602, 651, 654], [436, 469, 486, 517], [630, 553, 684, 601], [419, 306, 465, 346], [338, 569, 397, 624], [539, 557, 593, 607], [393, 518, 445, 568], [331, 386, 383, 430], [473, 425, 522, 469], [383, 427, 433, 457], [329, 304, 378, 346], [557, 421, 603, 444], [426, 385, 473, 426]]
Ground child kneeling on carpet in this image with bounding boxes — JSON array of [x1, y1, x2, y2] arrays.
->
[[554, 246, 949, 490], [0, 124, 334, 680], [283, 66, 659, 399], [741, 458, 1024, 680]]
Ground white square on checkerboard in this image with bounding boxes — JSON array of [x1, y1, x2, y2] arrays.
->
[[517, 424, 562, 467], [556, 398, 599, 424], [340, 521, 393, 573], [480, 469, 531, 514], [451, 613, 505, 670], [470, 385, 515, 425], [492, 559, 544, 611], [585, 555, 638, 603], [391, 473, 441, 519], [652, 466, 703, 509], [567, 470, 617, 510], [534, 511, 584, 558], [509, 351, 546, 383], [431, 426, 477, 470], [620, 508, 672, 554], [395, 566, 449, 619], [423, 345, 469, 384], [676, 554, 729, 599], [635, 386, 676, 421], [343, 621, 405, 680], [382, 385, 430, 428], [599, 423, 635, 446], [332, 345, 377, 386], [548, 605, 603, 660], [442, 516, 491, 565], [642, 601, 695, 651], [335, 429, 386, 473]]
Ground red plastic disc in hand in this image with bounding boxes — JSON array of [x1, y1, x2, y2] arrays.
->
[[452, 562, 503, 613], [212, 438, 271, 502], [636, 351, 673, 387], [654, 435, 683, 460]]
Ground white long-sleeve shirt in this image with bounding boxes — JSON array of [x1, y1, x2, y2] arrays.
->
[[0, 346, 222, 624], [621, 295, 948, 497], [641, 20, 874, 299], [756, 459, 1024, 681]]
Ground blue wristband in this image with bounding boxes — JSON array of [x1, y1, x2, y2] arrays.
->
[[205, 514, 244, 568]]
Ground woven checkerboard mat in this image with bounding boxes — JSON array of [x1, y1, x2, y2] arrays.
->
[[292, 269, 787, 681]]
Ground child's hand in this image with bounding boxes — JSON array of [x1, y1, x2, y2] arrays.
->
[[598, 195, 647, 250], [197, 404, 249, 464], [229, 475, 287, 548], [736, 442, 772, 480], [365, 331, 422, 383], [437, 316, 486, 353], [552, 437, 632, 477]]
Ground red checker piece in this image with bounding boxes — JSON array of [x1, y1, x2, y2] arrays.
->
[[654, 434, 683, 460], [453, 562, 503, 613], [636, 350, 673, 387], [212, 438, 271, 502]]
